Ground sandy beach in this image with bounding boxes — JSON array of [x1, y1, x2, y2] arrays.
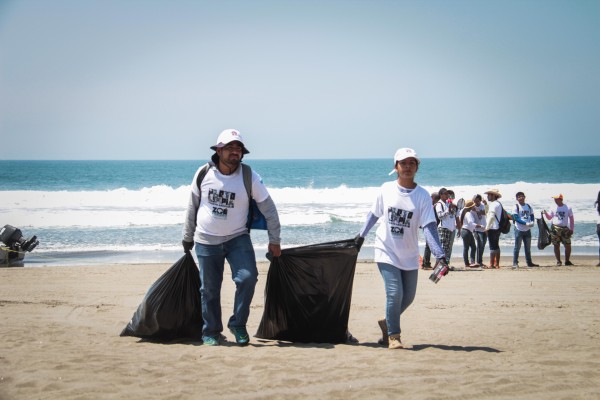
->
[[1, 254, 600, 399]]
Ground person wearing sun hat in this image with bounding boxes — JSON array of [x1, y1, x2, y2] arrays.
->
[[459, 199, 482, 268], [354, 147, 447, 349], [484, 188, 503, 268], [543, 194, 574, 266]]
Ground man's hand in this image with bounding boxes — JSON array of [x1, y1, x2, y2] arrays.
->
[[268, 243, 281, 257], [182, 240, 194, 254], [354, 234, 364, 251]]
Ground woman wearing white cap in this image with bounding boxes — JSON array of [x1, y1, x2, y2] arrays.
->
[[355, 148, 447, 349]]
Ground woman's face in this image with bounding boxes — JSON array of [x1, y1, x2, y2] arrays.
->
[[395, 158, 418, 180]]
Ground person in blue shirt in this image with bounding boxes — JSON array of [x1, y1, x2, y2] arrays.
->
[[511, 192, 539, 268]]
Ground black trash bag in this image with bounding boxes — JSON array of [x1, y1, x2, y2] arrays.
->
[[255, 239, 359, 344], [537, 214, 552, 250], [120, 252, 203, 340]]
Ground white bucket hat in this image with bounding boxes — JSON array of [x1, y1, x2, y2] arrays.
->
[[388, 148, 420, 175], [210, 129, 250, 154]]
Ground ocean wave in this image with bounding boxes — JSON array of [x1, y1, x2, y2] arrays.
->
[[1, 182, 598, 229]]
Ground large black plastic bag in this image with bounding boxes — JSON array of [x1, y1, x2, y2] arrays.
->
[[120, 252, 203, 340], [255, 239, 359, 344], [537, 215, 552, 250]]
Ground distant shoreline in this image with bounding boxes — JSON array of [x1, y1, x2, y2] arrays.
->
[[10, 246, 599, 268]]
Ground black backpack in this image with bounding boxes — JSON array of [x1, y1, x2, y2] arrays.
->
[[496, 203, 511, 234]]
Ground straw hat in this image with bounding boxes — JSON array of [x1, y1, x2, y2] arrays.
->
[[464, 199, 475, 209], [484, 188, 502, 198]]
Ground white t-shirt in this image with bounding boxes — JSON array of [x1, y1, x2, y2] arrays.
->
[[371, 182, 436, 271], [486, 200, 502, 230], [193, 165, 270, 237], [548, 204, 573, 228], [462, 210, 477, 232], [474, 204, 486, 232], [435, 200, 457, 231], [513, 203, 533, 232]]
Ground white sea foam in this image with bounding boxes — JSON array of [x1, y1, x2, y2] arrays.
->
[[1, 182, 598, 229]]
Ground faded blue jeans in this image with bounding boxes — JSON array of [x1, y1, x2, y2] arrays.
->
[[474, 231, 487, 265], [513, 229, 533, 265], [460, 228, 476, 265], [378, 263, 418, 336], [195, 234, 258, 338]]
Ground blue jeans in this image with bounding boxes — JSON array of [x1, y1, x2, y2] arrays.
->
[[460, 229, 476, 265], [378, 263, 418, 336], [597, 224, 600, 258], [513, 229, 532, 265], [195, 234, 258, 337], [474, 231, 487, 265]]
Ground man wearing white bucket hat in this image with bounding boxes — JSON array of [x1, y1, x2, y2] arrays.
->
[[183, 129, 282, 347], [355, 148, 447, 349]]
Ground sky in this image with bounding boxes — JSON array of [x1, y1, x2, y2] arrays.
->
[[1, 0, 599, 160]]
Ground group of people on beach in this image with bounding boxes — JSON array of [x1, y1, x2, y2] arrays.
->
[[181, 128, 599, 350], [421, 188, 578, 270], [182, 129, 446, 349]]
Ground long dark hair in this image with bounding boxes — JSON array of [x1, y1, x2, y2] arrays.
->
[[596, 190, 600, 214]]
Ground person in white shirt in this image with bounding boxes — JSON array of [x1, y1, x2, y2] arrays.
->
[[595, 191, 600, 267], [460, 200, 482, 268], [182, 129, 282, 346], [512, 192, 539, 268], [472, 194, 488, 267], [435, 187, 458, 266], [355, 148, 446, 350], [484, 188, 503, 268], [543, 194, 574, 266]]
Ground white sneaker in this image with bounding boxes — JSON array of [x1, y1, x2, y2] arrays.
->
[[388, 334, 403, 349]]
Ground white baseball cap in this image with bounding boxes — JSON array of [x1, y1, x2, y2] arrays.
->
[[388, 148, 420, 175], [210, 129, 250, 154]]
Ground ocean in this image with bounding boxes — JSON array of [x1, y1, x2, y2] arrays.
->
[[1, 157, 599, 266]]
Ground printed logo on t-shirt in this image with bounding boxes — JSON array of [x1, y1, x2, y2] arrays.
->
[[388, 207, 413, 238], [556, 211, 566, 222], [518, 206, 530, 220], [208, 189, 236, 219]]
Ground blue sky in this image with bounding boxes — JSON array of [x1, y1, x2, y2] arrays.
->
[[1, 0, 599, 160]]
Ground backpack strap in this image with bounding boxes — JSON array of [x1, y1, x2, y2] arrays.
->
[[495, 202, 503, 223], [241, 163, 253, 200], [195, 162, 213, 200]]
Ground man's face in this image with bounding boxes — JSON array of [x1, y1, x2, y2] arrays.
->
[[217, 141, 243, 165], [516, 193, 526, 205]]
